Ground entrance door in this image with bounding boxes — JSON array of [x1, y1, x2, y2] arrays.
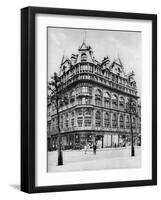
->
[[112, 134, 119, 147]]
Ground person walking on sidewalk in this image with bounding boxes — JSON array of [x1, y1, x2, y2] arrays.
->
[[84, 143, 88, 154], [93, 143, 97, 155]]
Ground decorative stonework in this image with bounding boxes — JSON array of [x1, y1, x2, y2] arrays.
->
[[48, 41, 141, 149]]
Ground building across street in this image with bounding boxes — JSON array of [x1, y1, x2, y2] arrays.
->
[[47, 41, 141, 151]]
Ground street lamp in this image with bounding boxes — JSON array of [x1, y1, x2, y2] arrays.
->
[[125, 97, 137, 157], [48, 72, 65, 166]]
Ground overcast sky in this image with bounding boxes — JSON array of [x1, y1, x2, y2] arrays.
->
[[48, 27, 142, 96]]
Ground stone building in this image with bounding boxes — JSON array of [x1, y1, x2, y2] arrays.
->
[[47, 41, 141, 150]]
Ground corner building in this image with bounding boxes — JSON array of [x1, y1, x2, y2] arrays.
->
[[47, 41, 141, 150]]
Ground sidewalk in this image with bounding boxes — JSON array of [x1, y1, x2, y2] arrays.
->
[[58, 146, 140, 152], [48, 146, 141, 173]]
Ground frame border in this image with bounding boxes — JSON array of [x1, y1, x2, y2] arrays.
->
[[21, 6, 157, 193]]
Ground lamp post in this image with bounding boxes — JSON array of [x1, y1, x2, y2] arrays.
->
[[126, 97, 137, 157], [48, 72, 64, 165]]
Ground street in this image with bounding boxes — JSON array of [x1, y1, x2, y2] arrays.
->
[[48, 146, 141, 173]]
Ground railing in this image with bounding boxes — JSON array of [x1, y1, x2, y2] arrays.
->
[[61, 72, 137, 96], [77, 91, 92, 96], [48, 126, 139, 134]]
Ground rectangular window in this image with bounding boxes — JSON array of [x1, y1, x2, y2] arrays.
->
[[126, 123, 130, 129], [96, 121, 101, 127], [77, 117, 83, 127], [112, 120, 117, 128], [104, 120, 110, 127], [65, 119, 69, 128], [120, 122, 124, 128], [78, 98, 82, 104], [84, 117, 91, 127], [85, 97, 91, 104], [71, 118, 74, 127], [95, 99, 102, 106], [61, 120, 63, 129]]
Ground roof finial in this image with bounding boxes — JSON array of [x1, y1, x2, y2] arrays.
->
[[83, 30, 86, 43]]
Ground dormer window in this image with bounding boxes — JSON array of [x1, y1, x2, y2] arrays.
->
[[81, 53, 87, 62]]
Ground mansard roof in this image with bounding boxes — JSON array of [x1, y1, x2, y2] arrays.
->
[[59, 41, 136, 82]]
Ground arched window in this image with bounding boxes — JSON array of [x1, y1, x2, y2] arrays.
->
[[119, 115, 124, 128], [104, 92, 110, 108], [126, 98, 136, 110], [71, 111, 74, 127], [119, 96, 125, 110], [95, 89, 103, 106], [84, 109, 92, 127], [81, 53, 87, 62], [77, 109, 83, 127], [104, 112, 110, 127], [95, 111, 101, 127], [112, 113, 117, 128], [132, 116, 136, 129], [126, 115, 130, 129], [112, 94, 118, 109]]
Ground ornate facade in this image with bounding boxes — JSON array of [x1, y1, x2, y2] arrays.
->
[[47, 41, 141, 150]]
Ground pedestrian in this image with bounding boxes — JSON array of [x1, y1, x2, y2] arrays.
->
[[84, 144, 87, 154], [93, 143, 97, 155]]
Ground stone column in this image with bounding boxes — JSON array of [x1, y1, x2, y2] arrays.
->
[[92, 109, 95, 129], [102, 111, 104, 127], [110, 112, 113, 128], [101, 136, 104, 148], [118, 113, 120, 129]]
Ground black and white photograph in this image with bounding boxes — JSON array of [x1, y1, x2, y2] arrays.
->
[[47, 27, 142, 173], [20, 7, 157, 193]]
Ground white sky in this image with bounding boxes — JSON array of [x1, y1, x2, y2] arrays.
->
[[48, 27, 142, 96]]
